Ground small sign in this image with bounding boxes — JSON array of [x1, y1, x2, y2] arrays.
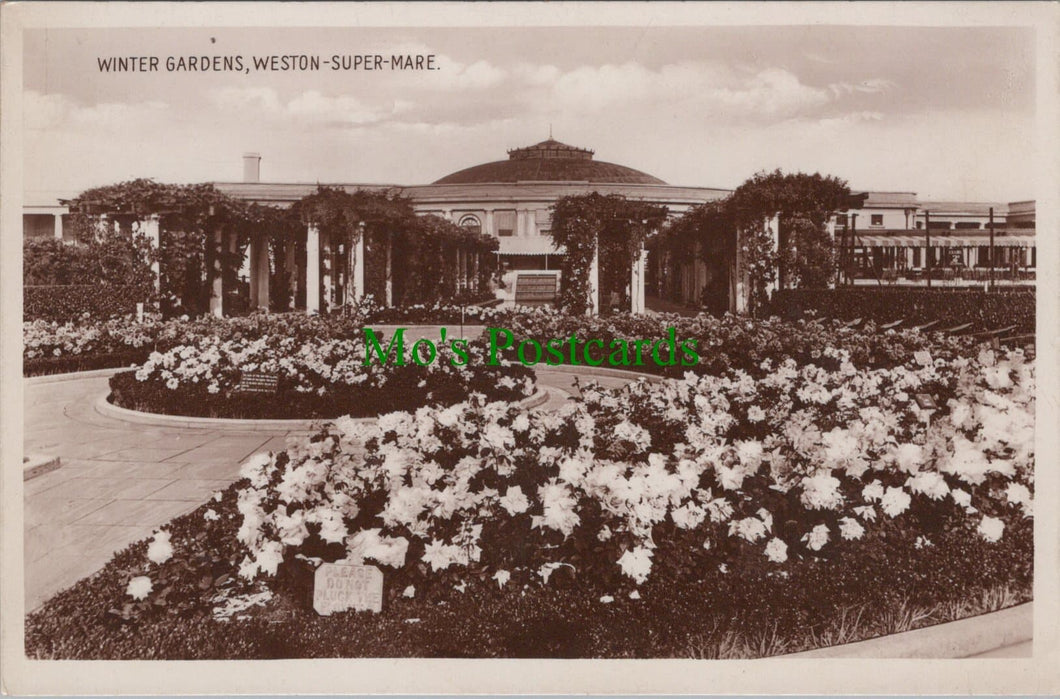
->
[[235, 371, 279, 394], [313, 563, 383, 616], [913, 350, 933, 367], [914, 393, 938, 411]]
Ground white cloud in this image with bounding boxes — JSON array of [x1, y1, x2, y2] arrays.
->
[[24, 90, 169, 132], [544, 61, 883, 123]]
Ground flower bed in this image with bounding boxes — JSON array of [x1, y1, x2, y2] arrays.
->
[[24, 305, 987, 380], [26, 344, 1033, 658], [491, 309, 982, 377], [768, 288, 1035, 334], [110, 336, 535, 420], [23, 315, 165, 376]]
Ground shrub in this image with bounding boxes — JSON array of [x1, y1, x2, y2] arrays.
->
[[24, 285, 149, 322], [768, 289, 1035, 334]]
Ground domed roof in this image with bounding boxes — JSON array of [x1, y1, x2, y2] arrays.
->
[[433, 139, 667, 185]]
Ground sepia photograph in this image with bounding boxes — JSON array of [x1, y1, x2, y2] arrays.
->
[[1, 1, 1058, 695]]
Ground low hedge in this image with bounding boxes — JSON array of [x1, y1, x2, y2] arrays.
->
[[768, 288, 1035, 334], [24, 285, 149, 322], [24, 350, 152, 377], [24, 483, 1032, 659]]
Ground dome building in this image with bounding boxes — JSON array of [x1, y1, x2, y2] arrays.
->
[[405, 139, 728, 273], [212, 139, 731, 308]]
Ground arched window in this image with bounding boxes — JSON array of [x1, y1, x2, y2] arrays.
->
[[458, 214, 482, 235]]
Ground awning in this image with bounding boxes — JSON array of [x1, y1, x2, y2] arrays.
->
[[498, 237, 565, 256], [854, 235, 1034, 248]]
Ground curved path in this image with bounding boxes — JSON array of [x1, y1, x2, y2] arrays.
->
[[22, 367, 630, 611]]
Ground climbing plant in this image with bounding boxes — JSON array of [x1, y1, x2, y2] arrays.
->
[[652, 200, 735, 314], [729, 170, 852, 302], [549, 193, 667, 315], [64, 179, 254, 317]]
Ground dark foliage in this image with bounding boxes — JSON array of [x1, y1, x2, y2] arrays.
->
[[24, 285, 147, 323], [769, 289, 1036, 334]]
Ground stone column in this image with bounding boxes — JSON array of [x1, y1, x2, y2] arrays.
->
[[732, 228, 748, 314], [321, 232, 333, 313], [352, 232, 365, 303], [588, 235, 600, 316], [209, 227, 225, 318], [384, 231, 393, 306], [53, 214, 64, 241], [484, 210, 495, 236], [284, 238, 298, 310], [306, 223, 320, 314], [630, 244, 647, 314], [767, 214, 781, 292], [249, 236, 270, 311], [141, 215, 161, 291]]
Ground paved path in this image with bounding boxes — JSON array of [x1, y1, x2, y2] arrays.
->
[[23, 368, 630, 612]]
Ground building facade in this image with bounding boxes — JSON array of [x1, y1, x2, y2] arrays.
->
[[23, 141, 1037, 313]]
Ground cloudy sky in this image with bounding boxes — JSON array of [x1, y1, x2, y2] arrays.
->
[[24, 25, 1035, 202]]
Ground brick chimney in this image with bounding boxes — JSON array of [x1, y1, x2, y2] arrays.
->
[[243, 153, 261, 183]]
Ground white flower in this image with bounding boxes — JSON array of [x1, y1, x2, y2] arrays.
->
[[498, 486, 530, 516], [800, 472, 844, 510], [493, 570, 511, 589], [978, 516, 1005, 543], [853, 505, 877, 521], [729, 516, 767, 543], [402, 585, 416, 598], [346, 529, 409, 568], [1005, 483, 1032, 508], [538, 561, 572, 584], [671, 502, 706, 530], [802, 524, 830, 551], [862, 480, 885, 503], [629, 590, 641, 600], [617, 546, 654, 585], [951, 489, 973, 508], [838, 517, 865, 540], [532, 480, 580, 537], [747, 406, 766, 423], [254, 540, 285, 576], [764, 537, 788, 563], [600, 595, 614, 604], [894, 443, 924, 474], [203, 509, 220, 522], [880, 486, 912, 518], [906, 471, 949, 501], [146, 529, 174, 565], [126, 575, 153, 600]]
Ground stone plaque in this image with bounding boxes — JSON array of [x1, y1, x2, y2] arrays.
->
[[914, 393, 938, 410], [313, 562, 383, 616], [235, 371, 279, 394]]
